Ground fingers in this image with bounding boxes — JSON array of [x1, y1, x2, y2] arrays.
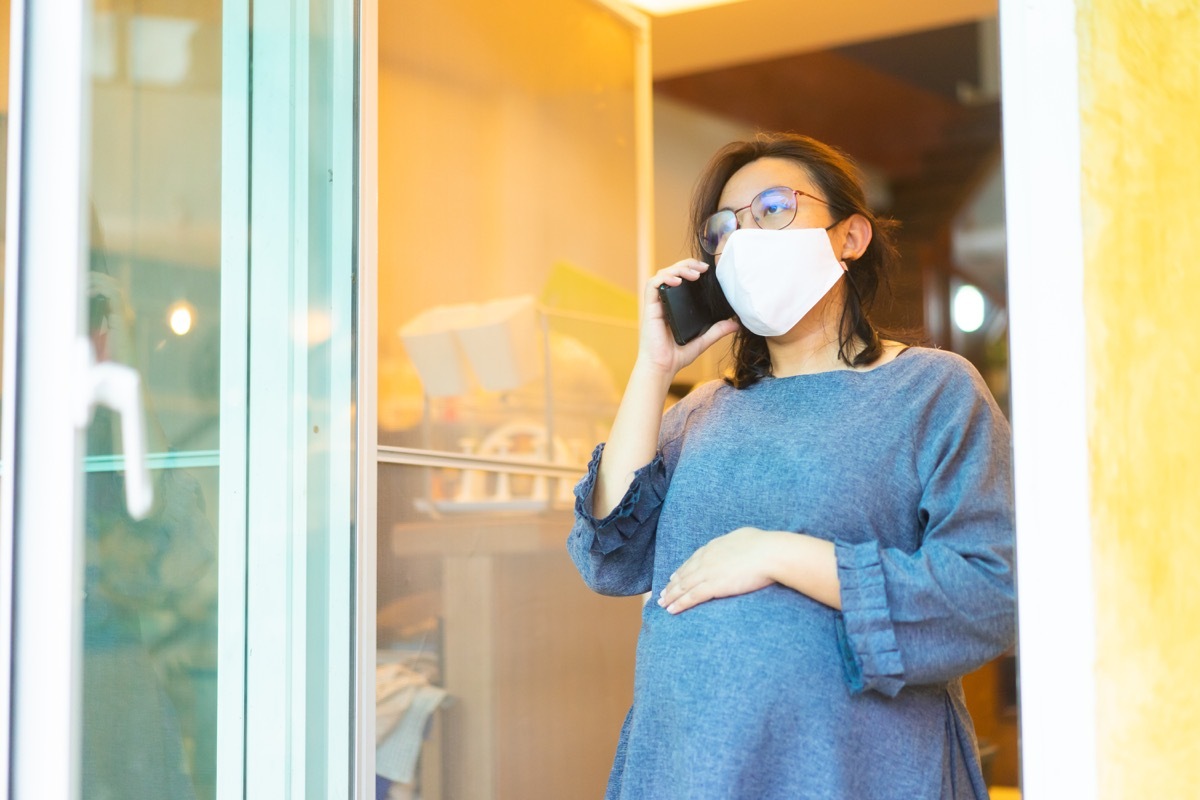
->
[[657, 556, 705, 613], [639, 259, 725, 370], [656, 529, 773, 614], [647, 259, 709, 293], [657, 576, 711, 615], [691, 317, 740, 351]]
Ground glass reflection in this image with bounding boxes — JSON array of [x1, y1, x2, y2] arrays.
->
[[81, 3, 222, 798]]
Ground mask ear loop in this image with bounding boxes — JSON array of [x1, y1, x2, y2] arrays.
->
[[842, 259, 863, 295], [825, 216, 851, 274]]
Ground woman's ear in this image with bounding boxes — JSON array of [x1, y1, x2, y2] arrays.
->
[[840, 213, 873, 262]]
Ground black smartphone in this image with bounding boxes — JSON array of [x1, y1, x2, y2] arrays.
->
[[657, 278, 733, 346]]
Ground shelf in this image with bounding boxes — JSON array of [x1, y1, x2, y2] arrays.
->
[[391, 511, 574, 558]]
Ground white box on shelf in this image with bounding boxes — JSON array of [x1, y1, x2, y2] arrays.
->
[[398, 305, 476, 397], [455, 295, 543, 392]]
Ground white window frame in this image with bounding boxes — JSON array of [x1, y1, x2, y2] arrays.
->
[[354, 0, 380, 793], [3, 0, 91, 797]]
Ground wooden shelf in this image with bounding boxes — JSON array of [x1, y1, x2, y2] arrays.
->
[[391, 512, 575, 558]]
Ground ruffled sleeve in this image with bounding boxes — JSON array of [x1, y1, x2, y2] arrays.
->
[[835, 540, 905, 697], [833, 360, 1016, 697], [567, 443, 668, 597]]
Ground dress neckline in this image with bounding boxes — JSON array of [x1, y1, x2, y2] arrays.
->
[[763, 344, 915, 382]]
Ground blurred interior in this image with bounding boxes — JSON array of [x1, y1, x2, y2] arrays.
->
[[375, 1, 1016, 798]]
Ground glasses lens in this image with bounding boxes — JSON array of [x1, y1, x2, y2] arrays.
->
[[751, 187, 798, 230], [700, 210, 737, 255]]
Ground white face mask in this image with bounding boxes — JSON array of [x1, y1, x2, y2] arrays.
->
[[715, 228, 847, 337]]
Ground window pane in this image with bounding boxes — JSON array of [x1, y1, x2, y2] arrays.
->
[[376, 1, 644, 797]]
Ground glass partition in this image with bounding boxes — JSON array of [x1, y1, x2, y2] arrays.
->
[[375, 1, 649, 797]]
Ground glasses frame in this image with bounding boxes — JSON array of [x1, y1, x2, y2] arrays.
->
[[699, 186, 832, 255]]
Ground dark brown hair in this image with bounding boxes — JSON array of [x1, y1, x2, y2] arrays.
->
[[689, 132, 901, 388]]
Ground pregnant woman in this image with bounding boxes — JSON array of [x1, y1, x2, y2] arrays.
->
[[568, 132, 1015, 799]]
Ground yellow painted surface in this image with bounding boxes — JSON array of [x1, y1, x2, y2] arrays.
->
[[1078, 1, 1200, 795], [0, 0, 8, 114]]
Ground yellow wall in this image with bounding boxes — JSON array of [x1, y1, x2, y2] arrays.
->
[[376, 0, 639, 367], [0, 0, 8, 115], [1078, 1, 1200, 795], [375, 0, 646, 438]]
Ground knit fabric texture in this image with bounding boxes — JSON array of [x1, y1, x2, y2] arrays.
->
[[568, 347, 1015, 800]]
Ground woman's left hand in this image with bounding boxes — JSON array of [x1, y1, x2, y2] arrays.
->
[[657, 527, 783, 614]]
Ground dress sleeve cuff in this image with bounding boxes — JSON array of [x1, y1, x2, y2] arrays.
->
[[835, 539, 906, 697], [573, 443, 667, 556]]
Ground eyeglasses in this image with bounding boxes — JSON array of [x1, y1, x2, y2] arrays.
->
[[699, 186, 831, 256]]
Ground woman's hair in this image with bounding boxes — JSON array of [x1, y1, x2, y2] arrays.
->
[[689, 132, 901, 388]]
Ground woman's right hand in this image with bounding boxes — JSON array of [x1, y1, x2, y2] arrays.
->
[[638, 259, 740, 378], [592, 260, 738, 518]]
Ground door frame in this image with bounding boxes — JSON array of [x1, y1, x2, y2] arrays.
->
[[998, 0, 1098, 796], [353, 0, 379, 796], [2, 0, 91, 796]]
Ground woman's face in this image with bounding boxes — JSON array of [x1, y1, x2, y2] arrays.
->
[[715, 157, 844, 259], [714, 156, 864, 342]]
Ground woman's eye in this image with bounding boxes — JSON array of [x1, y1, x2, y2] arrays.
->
[[756, 191, 793, 217], [759, 200, 790, 218]]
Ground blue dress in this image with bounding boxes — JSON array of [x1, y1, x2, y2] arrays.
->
[[568, 348, 1015, 799]]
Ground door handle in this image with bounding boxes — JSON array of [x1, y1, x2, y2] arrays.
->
[[75, 337, 154, 519]]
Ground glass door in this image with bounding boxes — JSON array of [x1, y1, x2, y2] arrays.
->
[[2, 1, 359, 798]]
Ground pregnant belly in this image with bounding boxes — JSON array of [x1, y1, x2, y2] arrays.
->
[[632, 584, 849, 717]]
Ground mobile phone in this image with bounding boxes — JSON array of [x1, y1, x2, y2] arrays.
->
[[657, 278, 733, 346]]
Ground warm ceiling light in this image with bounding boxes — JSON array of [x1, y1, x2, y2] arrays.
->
[[622, 0, 748, 16], [168, 301, 195, 336]]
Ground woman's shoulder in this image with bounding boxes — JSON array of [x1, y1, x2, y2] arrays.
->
[[664, 377, 726, 417], [890, 345, 990, 392], [659, 377, 729, 437], [890, 346, 1009, 432], [892, 343, 971, 369]]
